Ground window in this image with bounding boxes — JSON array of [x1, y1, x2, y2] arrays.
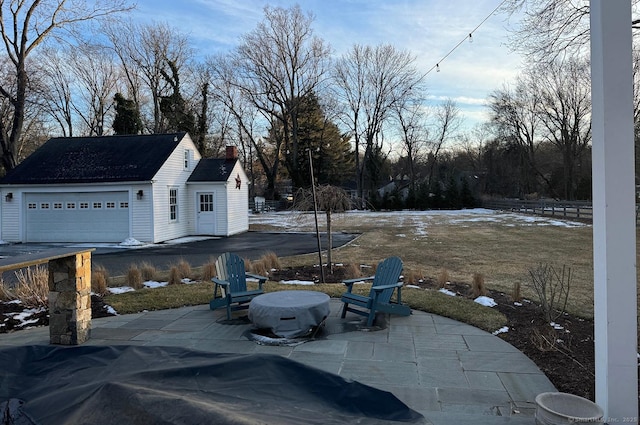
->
[[79, 202, 89, 209], [199, 194, 213, 212], [93, 202, 102, 209], [184, 150, 191, 170], [106, 202, 115, 209], [53, 203, 63, 209], [66, 202, 76, 209], [169, 188, 178, 221], [120, 202, 129, 209], [28, 203, 37, 209], [40, 203, 50, 210]]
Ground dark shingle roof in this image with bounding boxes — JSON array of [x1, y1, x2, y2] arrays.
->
[[187, 158, 238, 183], [1, 133, 187, 184]]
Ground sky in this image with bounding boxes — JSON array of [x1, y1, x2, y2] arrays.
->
[[131, 0, 525, 130]]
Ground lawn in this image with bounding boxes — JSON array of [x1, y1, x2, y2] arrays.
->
[[251, 209, 598, 318]]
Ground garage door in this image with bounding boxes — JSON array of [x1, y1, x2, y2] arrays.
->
[[25, 192, 129, 242]]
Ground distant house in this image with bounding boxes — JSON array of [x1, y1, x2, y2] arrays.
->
[[0, 132, 248, 243]]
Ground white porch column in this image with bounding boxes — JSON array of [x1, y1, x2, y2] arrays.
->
[[590, 0, 638, 421]]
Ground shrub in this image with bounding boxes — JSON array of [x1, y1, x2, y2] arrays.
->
[[201, 259, 216, 282], [0, 277, 14, 302], [261, 252, 281, 270], [471, 273, 487, 298], [13, 266, 49, 308], [92, 264, 109, 296], [139, 262, 158, 281], [249, 258, 268, 277], [168, 266, 182, 285], [403, 269, 423, 285], [344, 263, 361, 280], [527, 263, 572, 323], [176, 259, 192, 280], [437, 268, 450, 289], [126, 265, 143, 290]]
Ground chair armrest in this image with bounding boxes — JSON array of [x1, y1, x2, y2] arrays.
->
[[211, 277, 230, 287], [246, 273, 268, 289], [372, 282, 403, 303], [342, 276, 374, 293], [371, 282, 403, 292]]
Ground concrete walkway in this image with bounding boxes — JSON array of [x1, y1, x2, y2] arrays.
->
[[0, 299, 555, 424]]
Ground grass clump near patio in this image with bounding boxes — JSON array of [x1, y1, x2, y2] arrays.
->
[[104, 282, 215, 314]]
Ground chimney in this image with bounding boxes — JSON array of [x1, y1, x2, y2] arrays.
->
[[226, 146, 238, 160]]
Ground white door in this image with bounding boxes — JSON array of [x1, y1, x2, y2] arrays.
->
[[196, 192, 216, 234], [25, 191, 129, 242]]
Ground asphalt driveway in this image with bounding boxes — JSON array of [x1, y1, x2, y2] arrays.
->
[[91, 231, 358, 276]]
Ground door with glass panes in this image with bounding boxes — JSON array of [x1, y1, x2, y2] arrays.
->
[[196, 192, 215, 234]]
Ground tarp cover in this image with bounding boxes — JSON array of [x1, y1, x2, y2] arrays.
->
[[0, 345, 426, 425], [249, 290, 331, 338]]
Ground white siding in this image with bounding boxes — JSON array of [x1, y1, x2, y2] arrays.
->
[[130, 184, 153, 242], [150, 134, 201, 243], [1, 190, 21, 242], [225, 162, 249, 236]]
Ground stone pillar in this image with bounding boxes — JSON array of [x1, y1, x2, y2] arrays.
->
[[48, 252, 92, 345]]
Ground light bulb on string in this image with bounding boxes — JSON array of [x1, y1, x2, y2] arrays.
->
[[436, 63, 440, 72], [468, 33, 473, 43]]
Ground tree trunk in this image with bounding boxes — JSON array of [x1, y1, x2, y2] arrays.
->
[[326, 209, 333, 273]]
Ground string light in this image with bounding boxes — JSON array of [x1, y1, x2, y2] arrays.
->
[[425, 0, 508, 76]]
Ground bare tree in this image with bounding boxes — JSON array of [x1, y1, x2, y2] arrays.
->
[[502, 0, 640, 60], [0, 0, 132, 172], [334, 44, 423, 206], [106, 20, 192, 134], [393, 99, 429, 199], [70, 43, 122, 136], [426, 99, 460, 188], [206, 52, 281, 198], [531, 57, 591, 200], [232, 5, 331, 192], [488, 77, 555, 197], [34, 47, 75, 137], [294, 184, 352, 273]]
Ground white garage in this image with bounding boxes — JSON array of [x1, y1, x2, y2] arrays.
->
[[24, 192, 129, 242], [0, 132, 249, 244]]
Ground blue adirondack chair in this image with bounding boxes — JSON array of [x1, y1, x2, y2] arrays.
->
[[210, 252, 268, 320], [340, 256, 411, 327]]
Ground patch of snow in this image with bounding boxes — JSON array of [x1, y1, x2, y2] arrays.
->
[[396, 234, 406, 238], [474, 296, 497, 307], [405, 284, 421, 289], [7, 300, 22, 305], [550, 322, 564, 330], [513, 302, 523, 306], [120, 237, 145, 246], [144, 281, 168, 289], [492, 326, 509, 335], [279, 280, 315, 285], [439, 288, 456, 297], [108, 286, 135, 294], [6, 307, 46, 326], [105, 305, 118, 315]]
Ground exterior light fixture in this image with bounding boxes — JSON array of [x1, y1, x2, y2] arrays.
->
[[137, 190, 144, 200], [5, 193, 12, 202]]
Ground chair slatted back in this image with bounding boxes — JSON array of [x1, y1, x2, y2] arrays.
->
[[370, 256, 403, 303], [215, 252, 247, 293]]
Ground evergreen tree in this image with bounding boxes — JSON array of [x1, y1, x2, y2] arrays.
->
[[159, 60, 196, 134], [112, 93, 143, 135]]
